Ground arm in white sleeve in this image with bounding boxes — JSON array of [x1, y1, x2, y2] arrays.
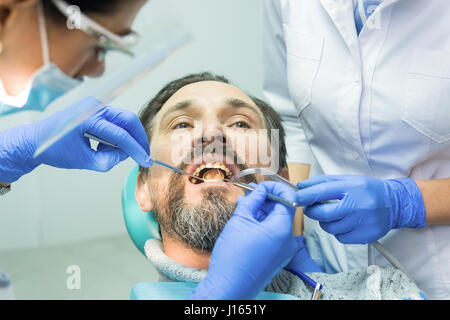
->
[[261, 0, 314, 165]]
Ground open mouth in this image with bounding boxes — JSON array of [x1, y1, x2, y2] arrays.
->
[[189, 163, 233, 184]]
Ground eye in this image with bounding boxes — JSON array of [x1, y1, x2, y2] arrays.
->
[[174, 122, 192, 129], [231, 121, 250, 129]]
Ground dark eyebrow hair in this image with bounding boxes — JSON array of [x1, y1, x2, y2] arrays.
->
[[138, 72, 287, 175], [226, 98, 263, 122], [159, 100, 193, 124], [226, 98, 258, 111], [166, 100, 192, 113], [159, 98, 260, 127]]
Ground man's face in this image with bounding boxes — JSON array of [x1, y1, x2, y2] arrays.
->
[[136, 81, 280, 252]]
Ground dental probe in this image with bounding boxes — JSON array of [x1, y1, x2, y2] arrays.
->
[[223, 179, 300, 209], [84, 132, 119, 148], [84, 132, 299, 207], [83, 133, 205, 182]]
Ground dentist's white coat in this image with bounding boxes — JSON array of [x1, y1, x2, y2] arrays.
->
[[262, 0, 450, 299]]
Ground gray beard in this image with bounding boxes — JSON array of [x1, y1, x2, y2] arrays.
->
[[151, 173, 236, 253]]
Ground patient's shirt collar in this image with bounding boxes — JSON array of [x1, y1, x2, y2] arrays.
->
[[144, 239, 208, 283]]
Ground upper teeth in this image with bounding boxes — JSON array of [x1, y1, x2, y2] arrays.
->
[[193, 163, 232, 177]]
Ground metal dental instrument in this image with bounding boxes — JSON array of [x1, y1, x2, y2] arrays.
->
[[222, 179, 300, 208], [84, 132, 117, 148], [235, 167, 413, 281], [84, 133, 300, 208], [232, 167, 337, 205], [231, 167, 299, 191], [83, 133, 204, 183], [150, 159, 205, 183], [234, 168, 324, 297]]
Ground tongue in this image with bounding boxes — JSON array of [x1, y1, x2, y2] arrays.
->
[[203, 169, 225, 182]]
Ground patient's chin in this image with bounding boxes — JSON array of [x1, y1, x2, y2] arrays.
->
[[167, 185, 237, 252]]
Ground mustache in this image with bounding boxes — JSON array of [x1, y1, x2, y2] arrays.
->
[[177, 144, 245, 168], [152, 147, 256, 253]]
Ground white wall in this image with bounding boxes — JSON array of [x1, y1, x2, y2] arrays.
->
[[0, 0, 263, 251]]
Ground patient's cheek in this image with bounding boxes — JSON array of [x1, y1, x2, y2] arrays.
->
[[183, 186, 206, 204], [150, 179, 170, 207], [226, 130, 273, 168]]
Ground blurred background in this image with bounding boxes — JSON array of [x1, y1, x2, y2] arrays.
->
[[0, 0, 263, 299]]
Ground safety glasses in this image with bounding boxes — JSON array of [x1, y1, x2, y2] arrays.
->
[[51, 0, 140, 57]]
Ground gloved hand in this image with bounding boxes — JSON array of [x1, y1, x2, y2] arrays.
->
[[285, 236, 322, 273], [295, 175, 426, 244], [188, 181, 299, 300], [0, 96, 152, 183]]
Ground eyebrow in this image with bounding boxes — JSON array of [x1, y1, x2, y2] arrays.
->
[[160, 98, 260, 125], [164, 100, 193, 115], [160, 100, 193, 124], [226, 98, 258, 112]]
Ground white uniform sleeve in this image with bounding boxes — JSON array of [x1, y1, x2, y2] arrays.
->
[[261, 0, 315, 165]]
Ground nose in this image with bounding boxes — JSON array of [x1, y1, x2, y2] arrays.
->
[[78, 51, 106, 78], [88, 58, 106, 78], [202, 132, 226, 145], [192, 122, 227, 148]]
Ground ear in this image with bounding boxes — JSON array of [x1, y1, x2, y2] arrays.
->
[[135, 171, 154, 212]]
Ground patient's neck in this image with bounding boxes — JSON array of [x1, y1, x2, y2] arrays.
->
[[161, 232, 211, 270]]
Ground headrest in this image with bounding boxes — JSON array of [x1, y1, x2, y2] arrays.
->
[[122, 165, 161, 256]]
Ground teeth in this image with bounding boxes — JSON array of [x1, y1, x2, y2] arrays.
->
[[192, 162, 232, 178]]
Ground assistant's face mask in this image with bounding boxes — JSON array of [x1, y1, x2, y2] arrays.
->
[[0, 2, 82, 116]]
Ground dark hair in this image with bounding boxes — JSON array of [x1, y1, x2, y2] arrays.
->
[[139, 72, 288, 172], [42, 0, 126, 23]]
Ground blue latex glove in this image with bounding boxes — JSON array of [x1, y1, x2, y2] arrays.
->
[[188, 181, 299, 300], [296, 175, 426, 244], [285, 236, 322, 273], [0, 96, 152, 183]]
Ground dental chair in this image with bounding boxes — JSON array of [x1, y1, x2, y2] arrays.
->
[[122, 166, 298, 300]]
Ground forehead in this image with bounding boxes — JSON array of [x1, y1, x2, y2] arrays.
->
[[157, 81, 263, 119]]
